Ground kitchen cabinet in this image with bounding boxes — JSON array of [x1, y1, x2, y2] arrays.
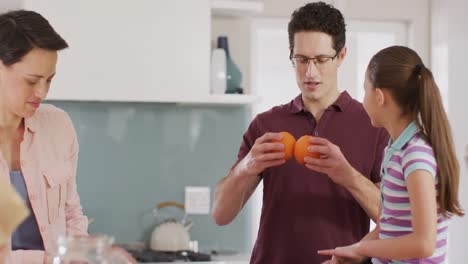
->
[[21, 0, 262, 105], [209, 0, 263, 105], [211, 0, 263, 17], [22, 0, 211, 103]]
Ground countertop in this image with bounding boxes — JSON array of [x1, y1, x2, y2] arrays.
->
[[138, 253, 250, 264]]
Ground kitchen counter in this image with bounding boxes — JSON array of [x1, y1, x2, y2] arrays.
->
[[211, 253, 249, 264], [141, 260, 245, 264], [138, 253, 250, 264]]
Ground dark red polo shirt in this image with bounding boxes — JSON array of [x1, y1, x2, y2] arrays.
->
[[236, 92, 389, 264]]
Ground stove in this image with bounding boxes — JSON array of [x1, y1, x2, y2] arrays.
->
[[126, 249, 211, 263]]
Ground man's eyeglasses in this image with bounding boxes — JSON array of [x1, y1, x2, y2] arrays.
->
[[290, 51, 340, 70]]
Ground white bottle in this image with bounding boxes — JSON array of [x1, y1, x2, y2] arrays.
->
[[210, 48, 227, 94]]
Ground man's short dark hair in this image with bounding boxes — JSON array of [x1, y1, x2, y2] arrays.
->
[[288, 1, 346, 55]]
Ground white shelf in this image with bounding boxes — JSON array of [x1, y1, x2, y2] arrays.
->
[[47, 94, 258, 105], [176, 94, 258, 105], [211, 0, 264, 17]]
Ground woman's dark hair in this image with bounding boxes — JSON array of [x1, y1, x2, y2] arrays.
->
[[288, 1, 346, 56], [368, 45, 464, 217], [0, 10, 68, 65]]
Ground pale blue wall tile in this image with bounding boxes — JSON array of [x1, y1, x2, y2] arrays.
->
[[51, 101, 253, 253]]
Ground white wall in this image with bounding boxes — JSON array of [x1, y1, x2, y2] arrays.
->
[[261, 0, 430, 63], [432, 0, 468, 262], [0, 0, 21, 12]]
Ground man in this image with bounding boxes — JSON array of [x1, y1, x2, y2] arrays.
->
[[212, 2, 388, 264]]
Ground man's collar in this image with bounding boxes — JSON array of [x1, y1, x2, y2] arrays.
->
[[290, 91, 352, 114]]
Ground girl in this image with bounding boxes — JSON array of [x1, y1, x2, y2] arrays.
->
[[319, 46, 464, 263]]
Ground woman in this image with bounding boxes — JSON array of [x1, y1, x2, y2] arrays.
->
[[0, 10, 88, 263]]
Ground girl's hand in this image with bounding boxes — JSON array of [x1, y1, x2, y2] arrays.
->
[[318, 243, 366, 263]]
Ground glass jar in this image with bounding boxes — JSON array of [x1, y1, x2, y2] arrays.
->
[[45, 235, 134, 264]]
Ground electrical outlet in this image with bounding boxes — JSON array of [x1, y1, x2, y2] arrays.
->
[[184, 186, 211, 215]]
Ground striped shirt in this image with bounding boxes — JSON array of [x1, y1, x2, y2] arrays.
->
[[372, 121, 448, 264]]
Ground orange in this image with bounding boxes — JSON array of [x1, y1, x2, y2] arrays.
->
[[294, 135, 320, 165], [273, 132, 296, 160]]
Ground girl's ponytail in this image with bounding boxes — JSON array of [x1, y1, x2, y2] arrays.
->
[[417, 65, 463, 217]]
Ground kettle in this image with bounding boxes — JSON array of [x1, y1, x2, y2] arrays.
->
[[150, 201, 193, 252]]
